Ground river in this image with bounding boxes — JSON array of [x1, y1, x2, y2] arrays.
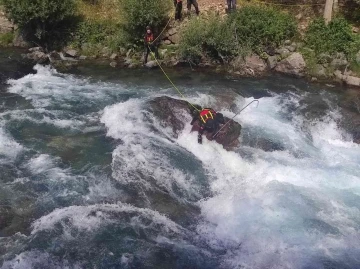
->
[[0, 49, 360, 269]]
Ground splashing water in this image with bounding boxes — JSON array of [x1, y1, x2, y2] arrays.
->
[[1, 64, 360, 269]]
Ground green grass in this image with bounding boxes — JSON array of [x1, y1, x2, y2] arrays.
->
[[0, 32, 14, 46]]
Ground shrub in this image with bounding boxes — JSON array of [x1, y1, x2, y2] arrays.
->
[[227, 6, 297, 52], [2, 0, 78, 49], [118, 0, 171, 45], [72, 19, 128, 52], [0, 32, 14, 46], [179, 13, 238, 63], [305, 17, 360, 60]]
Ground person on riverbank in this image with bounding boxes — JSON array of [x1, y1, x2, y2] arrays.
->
[[187, 0, 200, 15], [143, 26, 159, 64], [174, 0, 183, 20], [227, 0, 236, 12], [191, 107, 225, 144]]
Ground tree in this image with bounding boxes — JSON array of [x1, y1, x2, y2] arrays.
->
[[119, 0, 171, 45], [2, 0, 78, 49]]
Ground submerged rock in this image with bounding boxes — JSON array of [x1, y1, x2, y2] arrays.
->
[[22, 51, 49, 64], [149, 96, 242, 150]]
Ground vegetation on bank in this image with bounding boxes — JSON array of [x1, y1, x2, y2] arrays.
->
[[0, 0, 359, 76], [180, 6, 297, 63]]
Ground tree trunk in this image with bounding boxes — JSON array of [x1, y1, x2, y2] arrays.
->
[[324, 0, 334, 24]]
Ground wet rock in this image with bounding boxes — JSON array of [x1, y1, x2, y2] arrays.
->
[[65, 49, 78, 58], [149, 96, 242, 150], [110, 53, 118, 60], [145, 60, 158, 68], [28, 47, 43, 52], [23, 51, 49, 64], [267, 55, 278, 69], [79, 55, 87, 60], [110, 61, 117, 68], [59, 52, 78, 62], [275, 52, 306, 77]]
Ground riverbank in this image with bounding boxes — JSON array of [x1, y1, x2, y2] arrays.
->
[[1, 1, 360, 88]]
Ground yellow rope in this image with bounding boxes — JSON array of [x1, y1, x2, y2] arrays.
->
[[147, 45, 200, 112]]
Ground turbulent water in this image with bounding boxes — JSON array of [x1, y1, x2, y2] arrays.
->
[[0, 53, 360, 268]]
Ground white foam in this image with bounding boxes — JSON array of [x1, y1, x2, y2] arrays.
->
[[175, 94, 360, 267], [101, 99, 203, 202], [31, 203, 183, 235], [1, 250, 80, 269], [6, 65, 126, 109]]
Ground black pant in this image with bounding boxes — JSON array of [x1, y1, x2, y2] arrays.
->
[[187, 0, 199, 14], [227, 0, 236, 11], [144, 44, 159, 64], [174, 0, 182, 20]]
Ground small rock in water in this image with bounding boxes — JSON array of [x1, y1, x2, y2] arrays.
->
[[79, 55, 87, 60], [110, 61, 117, 68], [145, 60, 158, 68], [65, 49, 78, 58], [110, 53, 118, 60], [28, 47, 43, 52]]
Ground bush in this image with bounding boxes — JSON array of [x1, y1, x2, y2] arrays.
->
[[118, 0, 171, 45], [228, 6, 297, 52], [72, 19, 128, 52], [179, 13, 238, 63], [305, 17, 360, 60], [0, 32, 14, 46], [2, 0, 78, 49]]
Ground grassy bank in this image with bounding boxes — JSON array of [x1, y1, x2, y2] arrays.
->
[[0, 0, 359, 78]]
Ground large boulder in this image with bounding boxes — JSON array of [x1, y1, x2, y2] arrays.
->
[[149, 96, 242, 150], [275, 52, 306, 77], [231, 55, 267, 76]]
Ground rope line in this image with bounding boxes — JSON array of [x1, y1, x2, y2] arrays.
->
[[147, 45, 200, 112]]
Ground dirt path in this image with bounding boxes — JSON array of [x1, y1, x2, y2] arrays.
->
[[0, 10, 13, 34]]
